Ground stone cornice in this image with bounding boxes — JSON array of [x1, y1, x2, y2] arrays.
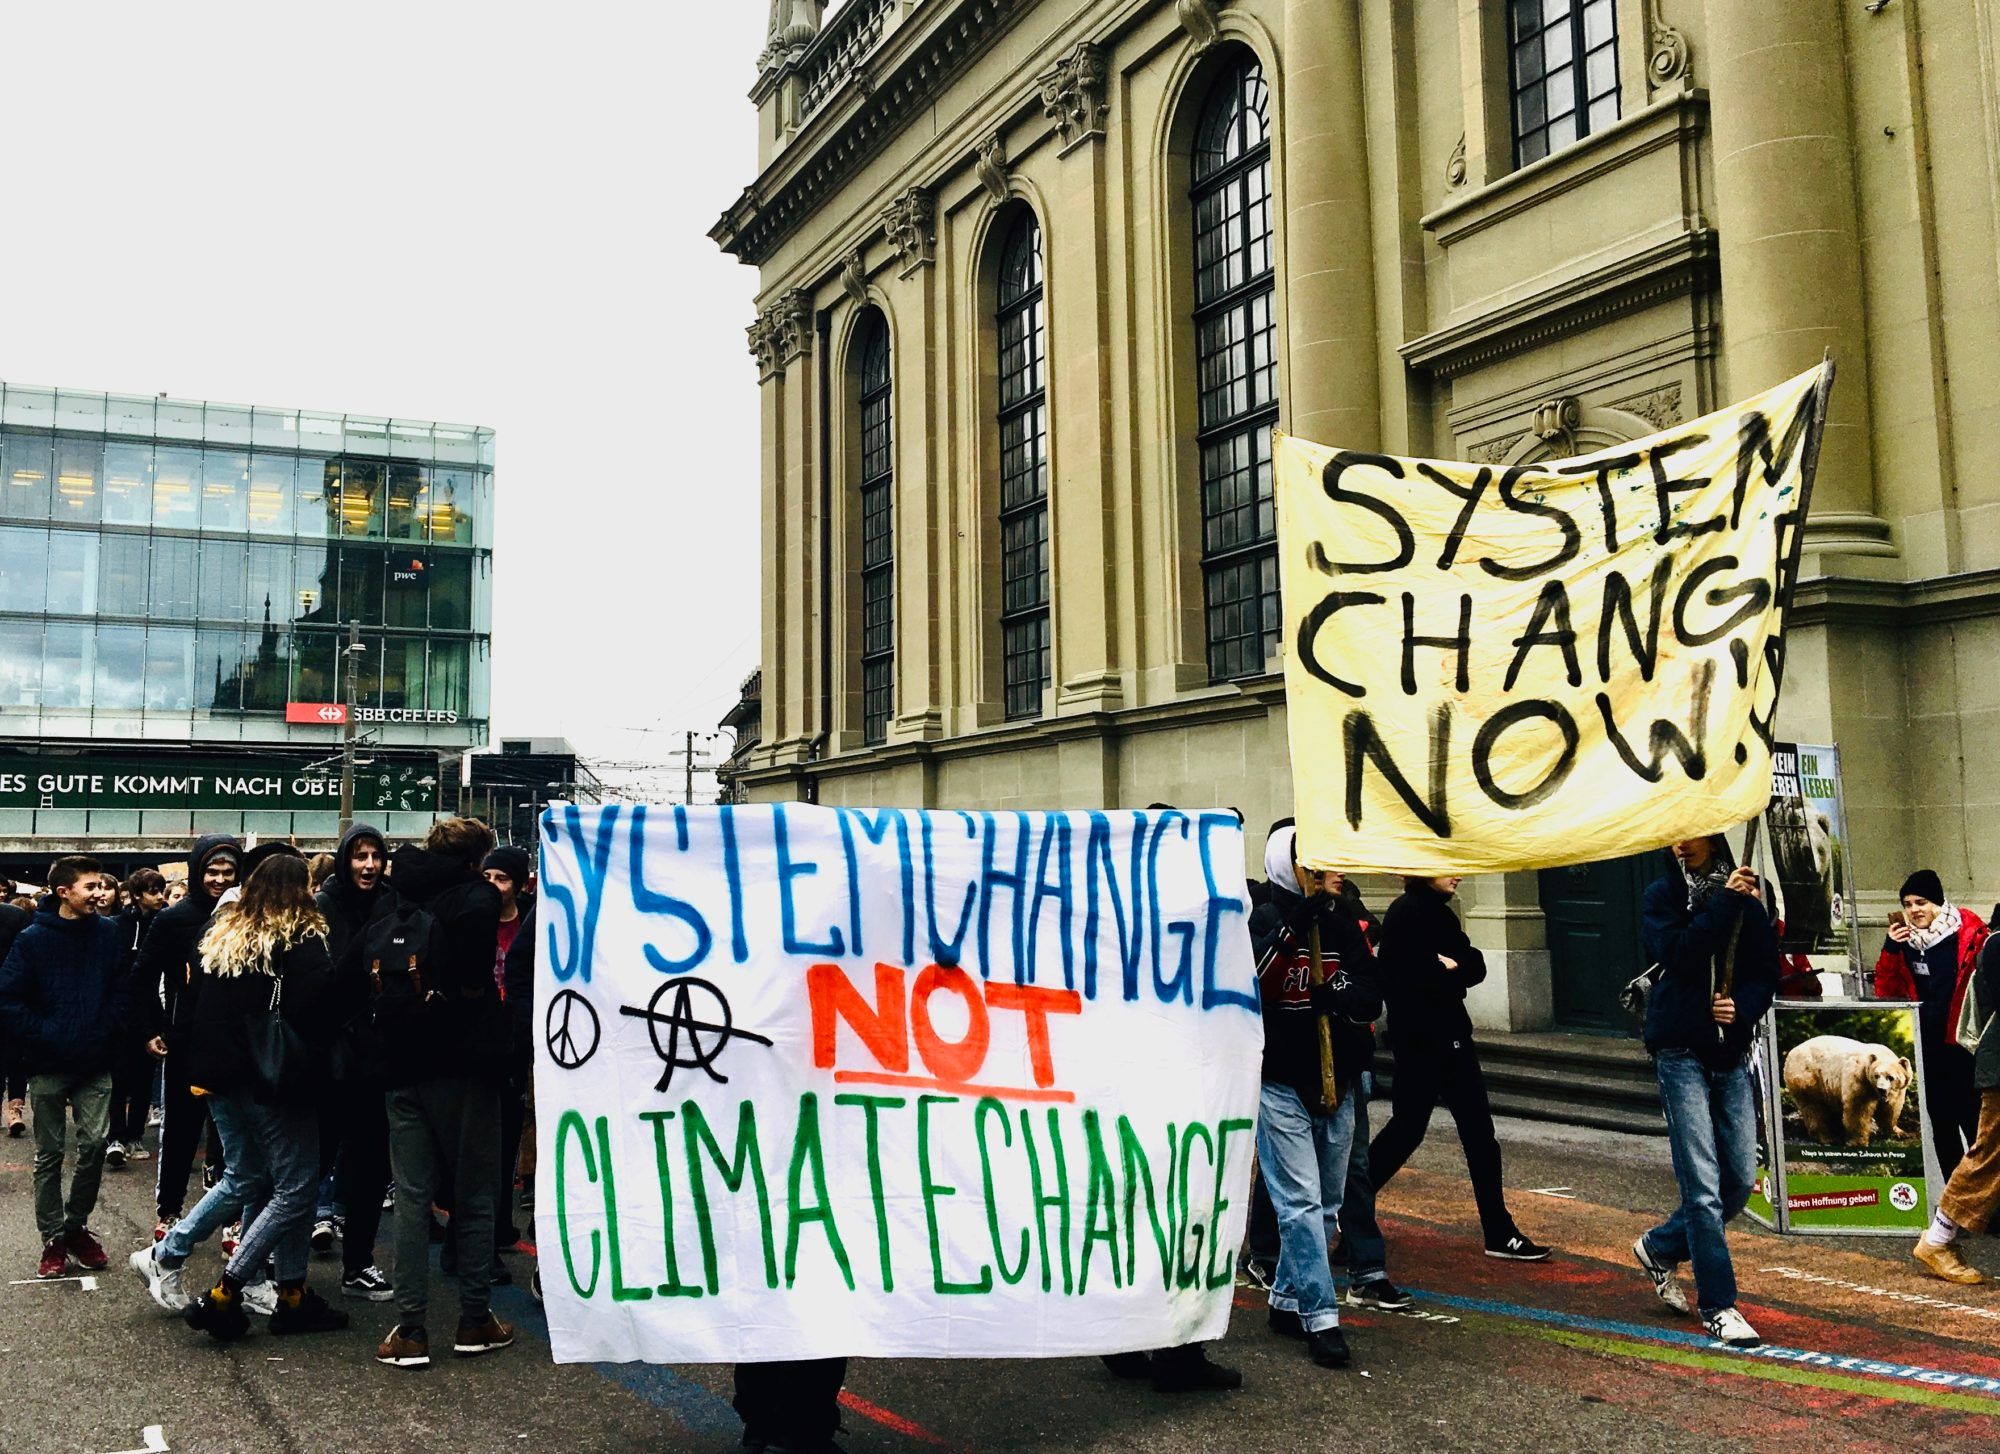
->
[[1789, 569, 2000, 631]]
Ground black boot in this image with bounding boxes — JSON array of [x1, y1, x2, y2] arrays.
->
[[1151, 1344, 1242, 1393], [1306, 1326, 1351, 1368]]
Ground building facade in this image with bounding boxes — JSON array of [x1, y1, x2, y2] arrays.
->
[[716, 0, 2000, 1034], [0, 381, 493, 865]]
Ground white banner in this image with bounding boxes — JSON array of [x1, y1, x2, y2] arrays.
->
[[532, 804, 1263, 1363]]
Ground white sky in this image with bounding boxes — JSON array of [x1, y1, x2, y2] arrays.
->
[[0, 3, 772, 801]]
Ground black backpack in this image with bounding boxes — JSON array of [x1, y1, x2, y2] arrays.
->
[[363, 901, 439, 1024]]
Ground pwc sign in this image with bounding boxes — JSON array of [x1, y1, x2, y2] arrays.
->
[[285, 701, 348, 725]]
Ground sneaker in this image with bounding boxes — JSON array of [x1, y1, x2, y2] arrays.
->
[[1485, 1233, 1553, 1262], [4, 1098, 24, 1137], [381, 1183, 396, 1213], [146, 1104, 163, 1128], [529, 1266, 542, 1304], [38, 1238, 70, 1279], [311, 1220, 336, 1255], [271, 1288, 350, 1335], [1348, 1277, 1414, 1312], [64, 1226, 109, 1271], [1151, 1345, 1242, 1393], [1633, 1236, 1692, 1314], [220, 1222, 242, 1257], [341, 1265, 394, 1301], [1702, 1306, 1762, 1348], [130, 1246, 189, 1313], [1268, 1307, 1305, 1340], [1100, 1351, 1153, 1380], [152, 1216, 178, 1243], [1913, 1236, 1986, 1285], [184, 1288, 251, 1343], [1241, 1256, 1276, 1293], [125, 1141, 152, 1162], [1306, 1326, 1352, 1368], [453, 1313, 516, 1357], [376, 1324, 430, 1370], [105, 1142, 127, 1170], [240, 1278, 279, 1318]]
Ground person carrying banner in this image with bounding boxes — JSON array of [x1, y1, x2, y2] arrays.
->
[[1874, 869, 1989, 1181], [1913, 929, 2000, 1282], [1368, 874, 1551, 1263], [1249, 823, 1381, 1369], [1633, 835, 1778, 1348]]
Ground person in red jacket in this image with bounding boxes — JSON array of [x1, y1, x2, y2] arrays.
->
[[1874, 870, 1991, 1180]]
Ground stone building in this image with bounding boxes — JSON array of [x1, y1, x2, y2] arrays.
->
[[713, 0, 2000, 1035]]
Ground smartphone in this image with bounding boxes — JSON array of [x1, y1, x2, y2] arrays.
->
[[1888, 909, 1907, 928]]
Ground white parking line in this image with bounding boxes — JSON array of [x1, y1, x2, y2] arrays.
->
[[97, 1427, 168, 1454], [7, 1274, 98, 1291]]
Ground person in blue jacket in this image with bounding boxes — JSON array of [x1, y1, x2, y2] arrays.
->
[[0, 856, 135, 1280], [1632, 833, 1778, 1350]]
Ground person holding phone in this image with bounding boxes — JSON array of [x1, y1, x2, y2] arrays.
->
[[1874, 870, 1989, 1180]]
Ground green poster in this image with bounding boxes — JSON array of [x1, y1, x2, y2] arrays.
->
[[0, 754, 439, 815]]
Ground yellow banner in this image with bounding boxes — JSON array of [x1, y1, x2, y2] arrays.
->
[[1276, 364, 1831, 875]]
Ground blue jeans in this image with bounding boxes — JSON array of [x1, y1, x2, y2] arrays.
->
[[158, 1094, 261, 1271], [1257, 1081, 1355, 1333], [1643, 1049, 1756, 1315]]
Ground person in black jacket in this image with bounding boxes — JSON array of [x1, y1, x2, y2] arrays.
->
[[0, 893, 35, 1138], [311, 824, 398, 1301], [1249, 824, 1380, 1370], [105, 869, 169, 1168], [374, 817, 515, 1372], [1368, 875, 1551, 1263], [1632, 834, 1777, 1349], [0, 856, 132, 1279], [142, 854, 350, 1341], [133, 834, 240, 1236], [1915, 930, 2000, 1283]]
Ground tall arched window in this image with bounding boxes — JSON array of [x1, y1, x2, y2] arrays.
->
[[996, 212, 1049, 720], [1191, 55, 1277, 683], [856, 313, 894, 746]]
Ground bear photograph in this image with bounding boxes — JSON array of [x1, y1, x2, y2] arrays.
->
[[1775, 1006, 1926, 1176]]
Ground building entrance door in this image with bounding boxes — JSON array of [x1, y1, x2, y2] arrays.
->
[[1538, 853, 1657, 1035]]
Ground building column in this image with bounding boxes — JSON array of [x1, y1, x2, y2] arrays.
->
[[748, 313, 791, 763], [1461, 873, 1553, 1033], [1706, 1, 1890, 563], [1280, 0, 1381, 448], [764, 289, 819, 768], [882, 192, 947, 744], [1040, 41, 1124, 716]]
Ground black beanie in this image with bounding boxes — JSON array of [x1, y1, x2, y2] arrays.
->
[[1899, 868, 1944, 906], [483, 845, 532, 884]]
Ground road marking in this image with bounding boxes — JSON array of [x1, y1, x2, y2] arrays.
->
[[837, 1391, 967, 1452], [97, 1427, 168, 1454], [1758, 1264, 2000, 1325], [1529, 1187, 1578, 1199], [8, 1274, 98, 1291]]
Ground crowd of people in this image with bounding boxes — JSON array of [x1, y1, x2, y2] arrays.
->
[[0, 813, 1995, 1454], [0, 818, 536, 1371]]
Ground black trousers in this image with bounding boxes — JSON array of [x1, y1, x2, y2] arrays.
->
[[496, 1069, 528, 1244], [734, 1358, 847, 1446], [109, 1046, 154, 1144], [154, 1056, 211, 1219], [1370, 1035, 1516, 1246], [1924, 1037, 1980, 1181], [324, 1087, 392, 1277]]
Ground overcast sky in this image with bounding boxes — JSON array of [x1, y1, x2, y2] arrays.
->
[[0, 3, 773, 800]]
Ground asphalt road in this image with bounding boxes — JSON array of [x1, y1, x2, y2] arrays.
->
[[7, 1110, 1998, 1454]]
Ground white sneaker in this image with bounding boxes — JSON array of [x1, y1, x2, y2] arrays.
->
[[125, 1140, 153, 1162], [1632, 1236, 1690, 1315], [129, 1246, 189, 1313], [104, 1142, 127, 1170], [240, 1278, 279, 1318], [310, 1219, 336, 1255], [1702, 1306, 1761, 1348]]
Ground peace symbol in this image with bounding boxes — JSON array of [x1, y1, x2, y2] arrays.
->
[[545, 989, 601, 1071], [619, 978, 773, 1093]]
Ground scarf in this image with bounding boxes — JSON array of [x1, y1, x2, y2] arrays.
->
[[1264, 825, 1298, 896], [1908, 900, 1963, 956]]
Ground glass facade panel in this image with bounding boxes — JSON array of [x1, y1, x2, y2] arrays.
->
[[2, 432, 52, 520], [0, 620, 39, 705], [150, 536, 199, 617], [428, 640, 469, 716], [100, 533, 149, 615], [102, 444, 153, 524], [94, 625, 146, 710], [53, 439, 102, 525], [201, 450, 250, 533], [337, 544, 383, 623], [152, 446, 201, 527], [197, 629, 245, 711], [247, 452, 294, 534], [296, 458, 336, 538], [0, 528, 46, 612], [245, 543, 293, 627], [46, 531, 98, 615], [339, 460, 384, 538], [429, 468, 473, 543], [429, 553, 471, 629], [241, 628, 289, 711], [43, 623, 90, 708], [382, 634, 426, 709], [205, 535, 249, 622], [144, 627, 194, 711], [292, 628, 338, 702], [386, 464, 426, 541]]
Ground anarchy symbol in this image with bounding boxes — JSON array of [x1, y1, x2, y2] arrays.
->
[[620, 978, 773, 1093], [544, 989, 601, 1071]]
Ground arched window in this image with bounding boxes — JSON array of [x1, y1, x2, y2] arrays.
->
[[996, 212, 1049, 720], [1191, 55, 1277, 683], [856, 313, 894, 746]]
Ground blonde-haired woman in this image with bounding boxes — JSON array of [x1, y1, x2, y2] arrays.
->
[[131, 854, 348, 1340]]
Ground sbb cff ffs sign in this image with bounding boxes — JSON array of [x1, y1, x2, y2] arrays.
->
[[287, 702, 348, 725]]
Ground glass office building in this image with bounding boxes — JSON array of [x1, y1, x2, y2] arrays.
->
[[0, 382, 493, 853]]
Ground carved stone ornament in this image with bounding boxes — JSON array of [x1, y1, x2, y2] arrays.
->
[[1648, 23, 1691, 88], [879, 186, 936, 277], [839, 248, 868, 309], [771, 288, 814, 364], [1467, 432, 1526, 465], [1038, 41, 1109, 151], [1611, 381, 1684, 433], [760, 0, 826, 71], [746, 314, 780, 379], [1532, 395, 1582, 445], [1446, 133, 1468, 189], [975, 134, 1010, 204], [1176, 0, 1222, 50]]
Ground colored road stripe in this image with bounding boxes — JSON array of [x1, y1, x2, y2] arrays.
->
[[1412, 1286, 2000, 1403], [838, 1390, 966, 1451], [1530, 1325, 2000, 1418]]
